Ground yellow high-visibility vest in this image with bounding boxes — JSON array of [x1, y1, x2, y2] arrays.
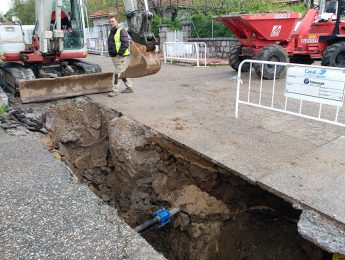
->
[[114, 28, 129, 56], [333, 253, 345, 260]]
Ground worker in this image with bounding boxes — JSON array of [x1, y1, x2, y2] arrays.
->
[[107, 15, 133, 97], [51, 11, 71, 30]]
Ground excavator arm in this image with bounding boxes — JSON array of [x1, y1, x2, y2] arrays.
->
[[119, 0, 161, 78]]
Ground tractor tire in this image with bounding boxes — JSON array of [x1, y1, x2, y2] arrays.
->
[[321, 42, 345, 67], [254, 44, 289, 80], [228, 44, 250, 72]]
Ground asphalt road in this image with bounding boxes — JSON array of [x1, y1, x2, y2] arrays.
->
[[0, 130, 164, 259]]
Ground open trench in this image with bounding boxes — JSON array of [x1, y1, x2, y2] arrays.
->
[[43, 99, 331, 260]]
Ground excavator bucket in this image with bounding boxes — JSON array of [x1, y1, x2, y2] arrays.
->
[[119, 41, 161, 79], [19, 72, 113, 103], [18, 42, 160, 103]]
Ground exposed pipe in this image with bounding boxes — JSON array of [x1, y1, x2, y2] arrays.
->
[[135, 207, 181, 233]]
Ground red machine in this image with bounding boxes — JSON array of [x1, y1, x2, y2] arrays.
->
[[214, 0, 345, 79], [0, 0, 160, 103]]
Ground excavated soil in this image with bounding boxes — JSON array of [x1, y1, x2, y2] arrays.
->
[[43, 99, 331, 260]]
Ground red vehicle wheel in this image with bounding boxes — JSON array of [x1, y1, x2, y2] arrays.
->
[[228, 44, 251, 72], [254, 44, 289, 80], [322, 42, 345, 68]]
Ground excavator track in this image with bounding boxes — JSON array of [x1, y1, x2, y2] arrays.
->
[[0, 60, 113, 103], [65, 59, 102, 74], [0, 62, 36, 94]]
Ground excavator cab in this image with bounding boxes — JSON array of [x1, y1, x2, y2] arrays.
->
[[50, 0, 85, 50]]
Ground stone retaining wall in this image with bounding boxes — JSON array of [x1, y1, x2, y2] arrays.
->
[[188, 37, 238, 59], [158, 23, 238, 60]]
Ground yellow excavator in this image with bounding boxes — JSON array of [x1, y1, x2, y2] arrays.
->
[[0, 0, 160, 103]]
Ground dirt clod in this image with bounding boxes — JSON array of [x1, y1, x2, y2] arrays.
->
[[159, 185, 231, 219]]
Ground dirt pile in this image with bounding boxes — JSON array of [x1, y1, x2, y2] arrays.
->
[[159, 185, 231, 218], [44, 99, 329, 260]]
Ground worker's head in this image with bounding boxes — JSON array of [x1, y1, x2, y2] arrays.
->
[[109, 15, 117, 28]]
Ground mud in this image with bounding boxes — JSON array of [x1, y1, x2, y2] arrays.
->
[[44, 99, 331, 260]]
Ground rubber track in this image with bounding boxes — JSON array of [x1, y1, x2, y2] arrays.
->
[[0, 63, 36, 94], [0, 59, 102, 95], [66, 59, 102, 74]]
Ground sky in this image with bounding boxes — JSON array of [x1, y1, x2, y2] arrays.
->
[[0, 0, 12, 14]]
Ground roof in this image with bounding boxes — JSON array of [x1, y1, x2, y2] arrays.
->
[[152, 0, 191, 7], [89, 7, 116, 18]]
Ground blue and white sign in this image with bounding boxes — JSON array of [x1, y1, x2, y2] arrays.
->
[[285, 66, 345, 107]]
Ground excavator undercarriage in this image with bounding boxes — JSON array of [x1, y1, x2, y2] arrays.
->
[[0, 59, 113, 103]]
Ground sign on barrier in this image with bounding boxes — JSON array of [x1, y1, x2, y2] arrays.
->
[[285, 66, 345, 107], [235, 60, 345, 127]]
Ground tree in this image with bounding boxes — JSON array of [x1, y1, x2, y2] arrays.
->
[[86, 0, 116, 14], [188, 0, 307, 38], [6, 0, 35, 24], [187, 0, 304, 16], [6, 0, 120, 25]]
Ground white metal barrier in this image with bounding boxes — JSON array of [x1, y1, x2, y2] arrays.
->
[[163, 42, 207, 67], [235, 60, 345, 127], [88, 38, 107, 55], [86, 27, 108, 56]]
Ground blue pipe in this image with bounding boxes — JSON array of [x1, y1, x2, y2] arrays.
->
[[135, 207, 181, 233]]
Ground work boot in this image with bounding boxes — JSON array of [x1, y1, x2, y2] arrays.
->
[[108, 91, 118, 97], [121, 88, 133, 93], [108, 85, 119, 97], [121, 81, 133, 93]]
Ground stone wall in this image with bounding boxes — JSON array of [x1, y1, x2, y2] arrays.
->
[[189, 38, 237, 59], [158, 23, 238, 59], [158, 22, 191, 51]]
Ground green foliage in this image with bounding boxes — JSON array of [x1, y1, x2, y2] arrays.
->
[[189, 1, 308, 38], [287, 3, 308, 14], [152, 14, 181, 36], [191, 13, 232, 38], [152, 14, 161, 36], [234, 0, 286, 13], [188, 0, 307, 16], [0, 104, 7, 117], [5, 0, 127, 26], [6, 0, 35, 24], [231, 0, 307, 14], [86, 0, 117, 13]]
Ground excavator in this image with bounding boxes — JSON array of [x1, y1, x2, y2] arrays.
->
[[0, 0, 160, 103]]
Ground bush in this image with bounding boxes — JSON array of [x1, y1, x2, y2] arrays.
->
[[224, 0, 307, 14], [0, 104, 7, 118], [191, 13, 232, 38], [152, 14, 181, 36], [151, 1, 307, 39], [189, 2, 307, 38]]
